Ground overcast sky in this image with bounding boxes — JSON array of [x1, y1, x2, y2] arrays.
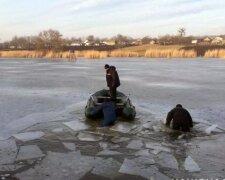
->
[[0, 0, 225, 41]]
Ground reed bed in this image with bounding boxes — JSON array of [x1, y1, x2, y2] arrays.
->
[[145, 49, 197, 58], [83, 50, 108, 59], [204, 49, 225, 58], [110, 50, 139, 57]]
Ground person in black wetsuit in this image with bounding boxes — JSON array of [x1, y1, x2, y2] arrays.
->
[[166, 104, 193, 132]]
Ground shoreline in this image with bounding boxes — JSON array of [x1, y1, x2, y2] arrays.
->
[[0, 48, 225, 60]]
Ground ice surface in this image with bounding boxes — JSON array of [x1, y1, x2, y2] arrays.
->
[[63, 143, 76, 151], [91, 158, 121, 179], [110, 122, 137, 133], [97, 150, 122, 156], [13, 131, 45, 142], [16, 151, 102, 180], [77, 132, 103, 141], [134, 149, 151, 156], [119, 158, 169, 180], [157, 153, 179, 170], [111, 137, 130, 143], [126, 140, 144, 150], [145, 142, 171, 153], [205, 124, 218, 135], [0, 139, 17, 165], [184, 156, 201, 172], [16, 145, 45, 161], [63, 120, 89, 132]]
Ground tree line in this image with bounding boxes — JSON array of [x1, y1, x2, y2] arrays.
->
[[0, 28, 196, 51]]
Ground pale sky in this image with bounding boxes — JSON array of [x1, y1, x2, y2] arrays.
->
[[0, 0, 225, 41]]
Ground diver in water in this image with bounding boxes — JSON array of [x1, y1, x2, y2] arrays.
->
[[166, 104, 193, 132]]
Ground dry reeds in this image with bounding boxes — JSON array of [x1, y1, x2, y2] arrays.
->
[[83, 50, 108, 59], [145, 49, 197, 58], [204, 49, 225, 58], [110, 50, 139, 57]]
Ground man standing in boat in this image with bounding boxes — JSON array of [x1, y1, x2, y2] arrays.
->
[[104, 65, 120, 101]]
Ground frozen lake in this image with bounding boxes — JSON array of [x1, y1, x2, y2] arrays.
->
[[0, 58, 225, 179], [0, 58, 225, 137]]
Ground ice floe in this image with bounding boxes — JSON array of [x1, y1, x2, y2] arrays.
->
[[184, 156, 201, 172], [134, 149, 151, 156], [77, 132, 103, 141], [0, 164, 24, 172], [63, 120, 89, 131], [111, 136, 130, 143], [97, 150, 122, 156], [119, 158, 169, 180], [0, 139, 17, 165], [16, 145, 45, 161], [110, 122, 137, 133], [145, 142, 171, 153], [99, 142, 120, 150], [16, 151, 100, 180], [205, 124, 218, 135], [63, 143, 76, 151], [157, 153, 178, 170], [126, 140, 144, 150], [91, 158, 121, 179], [52, 128, 64, 133], [13, 131, 45, 142]]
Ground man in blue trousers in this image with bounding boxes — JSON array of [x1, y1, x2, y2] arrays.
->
[[92, 98, 116, 127]]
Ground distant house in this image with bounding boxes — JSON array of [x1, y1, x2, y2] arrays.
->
[[70, 42, 81, 46], [211, 37, 224, 44], [84, 40, 95, 46], [102, 40, 116, 46], [191, 39, 198, 44], [150, 40, 156, 45]]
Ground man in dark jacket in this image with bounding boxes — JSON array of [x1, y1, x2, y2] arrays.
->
[[104, 64, 111, 88], [92, 98, 116, 127], [109, 66, 120, 101], [166, 104, 193, 132]]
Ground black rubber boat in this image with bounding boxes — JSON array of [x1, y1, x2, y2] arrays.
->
[[85, 89, 136, 120]]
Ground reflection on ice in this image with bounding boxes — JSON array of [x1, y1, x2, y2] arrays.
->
[[13, 131, 45, 142]]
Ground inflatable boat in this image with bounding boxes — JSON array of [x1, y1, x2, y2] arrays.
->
[[85, 89, 136, 120]]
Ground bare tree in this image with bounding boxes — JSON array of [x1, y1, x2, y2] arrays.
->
[[178, 28, 186, 37], [37, 29, 63, 51]]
